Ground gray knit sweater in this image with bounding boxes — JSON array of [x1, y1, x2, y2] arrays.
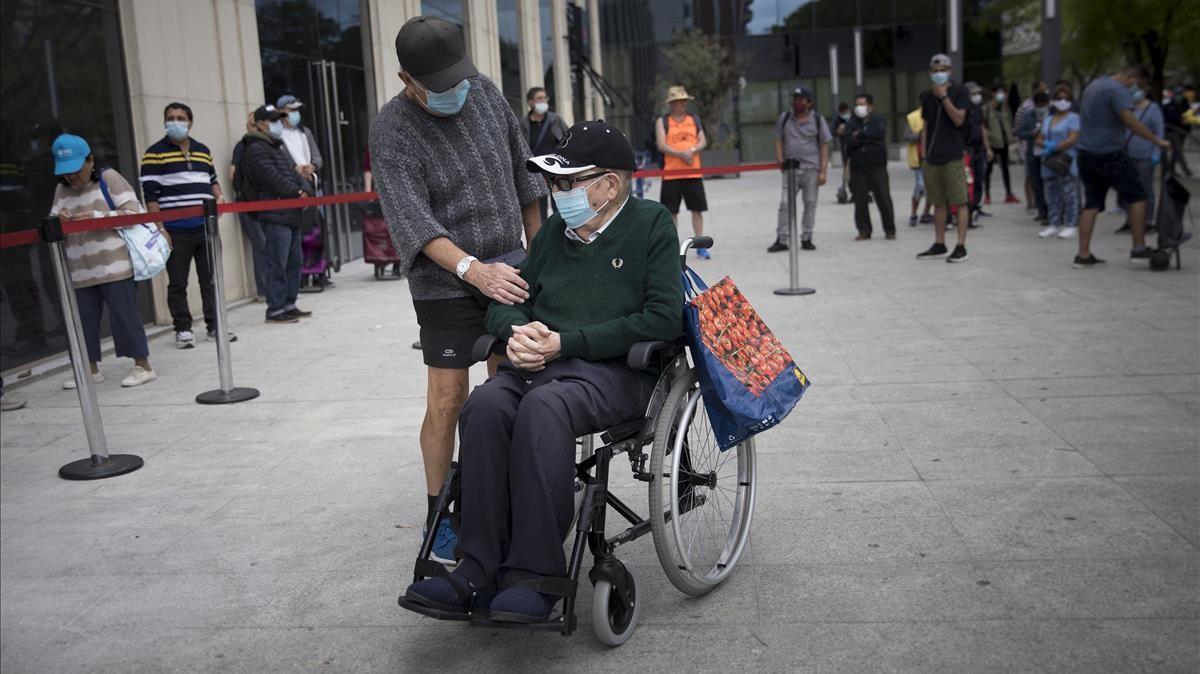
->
[[369, 76, 547, 300]]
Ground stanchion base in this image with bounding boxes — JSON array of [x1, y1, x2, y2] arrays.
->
[[196, 387, 260, 405], [59, 454, 144, 480], [774, 287, 816, 296]]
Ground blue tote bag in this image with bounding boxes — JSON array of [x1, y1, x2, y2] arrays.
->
[[683, 268, 810, 451]]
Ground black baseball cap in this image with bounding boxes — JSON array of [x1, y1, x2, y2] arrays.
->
[[396, 16, 478, 92], [253, 104, 285, 122], [792, 85, 814, 100], [526, 120, 637, 175]]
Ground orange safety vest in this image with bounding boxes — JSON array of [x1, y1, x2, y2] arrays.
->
[[662, 114, 702, 180]]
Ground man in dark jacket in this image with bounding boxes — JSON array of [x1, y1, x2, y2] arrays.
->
[[239, 104, 313, 324], [518, 87, 568, 221], [846, 94, 894, 239]]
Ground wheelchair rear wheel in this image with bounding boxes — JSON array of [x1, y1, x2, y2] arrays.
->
[[648, 369, 756, 597]]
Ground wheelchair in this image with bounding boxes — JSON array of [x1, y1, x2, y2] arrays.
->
[[400, 236, 757, 645]]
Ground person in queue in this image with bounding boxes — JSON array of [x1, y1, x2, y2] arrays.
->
[[519, 87, 568, 222], [770, 85, 830, 253], [916, 53, 972, 263], [1072, 64, 1172, 268], [402, 120, 682, 624], [49, 134, 158, 388], [845, 93, 895, 240], [140, 101, 232, 349], [656, 86, 710, 259], [237, 105, 314, 322], [369, 16, 546, 563]]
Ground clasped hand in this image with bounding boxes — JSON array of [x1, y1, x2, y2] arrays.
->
[[506, 322, 561, 372]]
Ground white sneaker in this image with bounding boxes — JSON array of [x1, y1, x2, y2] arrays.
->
[[206, 329, 237, 343], [121, 366, 157, 388], [63, 371, 104, 390], [175, 330, 196, 349], [1, 393, 27, 411], [1038, 226, 1062, 238], [1057, 226, 1078, 239]]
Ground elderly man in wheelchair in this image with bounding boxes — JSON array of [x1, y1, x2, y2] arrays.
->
[[401, 120, 683, 624]]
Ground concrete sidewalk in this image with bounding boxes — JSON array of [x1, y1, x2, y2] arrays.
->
[[2, 162, 1197, 672]]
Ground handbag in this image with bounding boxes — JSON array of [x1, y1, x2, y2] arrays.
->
[[683, 268, 810, 451], [1043, 151, 1072, 176], [99, 176, 171, 281]]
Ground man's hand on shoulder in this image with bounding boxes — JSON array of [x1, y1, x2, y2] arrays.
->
[[465, 261, 529, 305]]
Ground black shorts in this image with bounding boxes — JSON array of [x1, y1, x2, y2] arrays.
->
[[659, 178, 708, 214], [1078, 150, 1146, 211], [412, 296, 487, 369]]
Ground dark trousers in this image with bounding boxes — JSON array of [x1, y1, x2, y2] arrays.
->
[[850, 164, 895, 236], [456, 358, 652, 591], [165, 228, 215, 333], [262, 222, 301, 317], [1026, 151, 1047, 215], [986, 145, 1012, 196], [239, 213, 269, 297], [75, 277, 149, 363]]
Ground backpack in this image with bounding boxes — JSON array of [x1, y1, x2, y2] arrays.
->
[[657, 113, 705, 168], [776, 111, 828, 158], [232, 139, 256, 202]]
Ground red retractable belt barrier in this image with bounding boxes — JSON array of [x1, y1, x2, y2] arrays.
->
[[633, 161, 782, 179], [1, 160, 787, 250]]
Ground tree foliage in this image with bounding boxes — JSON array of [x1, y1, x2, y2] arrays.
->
[[660, 29, 745, 145], [1063, 0, 1199, 95]]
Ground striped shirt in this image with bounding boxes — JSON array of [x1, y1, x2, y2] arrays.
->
[[50, 168, 143, 288], [139, 137, 217, 230]]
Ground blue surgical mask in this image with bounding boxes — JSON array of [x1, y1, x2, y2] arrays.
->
[[930, 72, 950, 86], [165, 121, 189, 141], [268, 120, 284, 139], [423, 79, 471, 116], [551, 176, 611, 230], [1131, 88, 1145, 103], [287, 111, 301, 126]]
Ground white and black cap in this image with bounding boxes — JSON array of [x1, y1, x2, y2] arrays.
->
[[526, 120, 637, 175]]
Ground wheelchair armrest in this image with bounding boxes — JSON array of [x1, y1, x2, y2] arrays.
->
[[471, 335, 504, 362], [627, 340, 674, 371]]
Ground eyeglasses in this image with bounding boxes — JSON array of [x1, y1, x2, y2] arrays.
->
[[544, 172, 611, 193]]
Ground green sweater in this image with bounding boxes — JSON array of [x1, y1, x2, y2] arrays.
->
[[486, 197, 684, 361]]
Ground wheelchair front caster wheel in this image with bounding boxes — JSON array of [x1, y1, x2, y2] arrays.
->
[[1149, 250, 1171, 271], [591, 564, 641, 646]]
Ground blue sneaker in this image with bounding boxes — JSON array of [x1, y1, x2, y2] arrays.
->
[[696, 248, 711, 259], [423, 518, 458, 565]]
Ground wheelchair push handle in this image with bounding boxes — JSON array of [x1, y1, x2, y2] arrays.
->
[[680, 236, 713, 260]]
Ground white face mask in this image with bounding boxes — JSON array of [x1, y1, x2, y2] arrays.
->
[[532, 101, 549, 114], [995, 93, 1005, 103], [970, 94, 983, 105], [854, 105, 868, 118], [1053, 99, 1072, 112]]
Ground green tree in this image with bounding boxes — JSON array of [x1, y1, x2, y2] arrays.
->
[[660, 29, 745, 146], [1064, 0, 1199, 96]]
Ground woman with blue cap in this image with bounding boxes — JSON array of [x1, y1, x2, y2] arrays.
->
[[50, 134, 157, 389]]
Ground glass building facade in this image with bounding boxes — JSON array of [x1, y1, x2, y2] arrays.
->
[[599, 0, 1001, 161], [0, 0, 147, 373]]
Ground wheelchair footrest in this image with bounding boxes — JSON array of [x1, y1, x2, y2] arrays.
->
[[398, 597, 473, 622], [468, 614, 566, 632]]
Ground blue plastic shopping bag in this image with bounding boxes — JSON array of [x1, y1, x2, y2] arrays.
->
[[683, 268, 810, 450]]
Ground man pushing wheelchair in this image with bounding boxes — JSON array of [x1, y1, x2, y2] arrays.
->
[[401, 120, 684, 624]]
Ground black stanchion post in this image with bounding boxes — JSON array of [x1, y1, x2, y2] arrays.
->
[[41, 216, 144, 480], [774, 159, 816, 297], [196, 199, 260, 405]]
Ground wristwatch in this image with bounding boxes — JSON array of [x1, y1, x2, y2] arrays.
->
[[455, 255, 478, 280]]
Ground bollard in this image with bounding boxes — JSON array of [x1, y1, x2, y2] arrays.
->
[[195, 199, 260, 405], [41, 216, 144, 480], [774, 159, 816, 297]]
